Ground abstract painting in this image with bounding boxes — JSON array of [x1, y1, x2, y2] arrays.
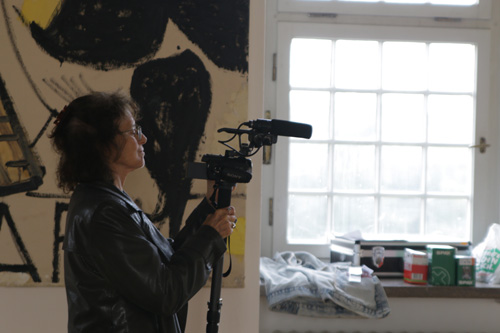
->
[[0, 0, 249, 287]]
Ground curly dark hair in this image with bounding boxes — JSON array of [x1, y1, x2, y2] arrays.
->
[[49, 91, 139, 192]]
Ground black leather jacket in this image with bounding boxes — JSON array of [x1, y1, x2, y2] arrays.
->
[[63, 182, 226, 332]]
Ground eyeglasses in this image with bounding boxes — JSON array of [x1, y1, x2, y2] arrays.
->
[[120, 125, 142, 141]]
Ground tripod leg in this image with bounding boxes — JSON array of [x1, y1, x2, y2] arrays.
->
[[206, 256, 224, 333], [206, 183, 233, 333]]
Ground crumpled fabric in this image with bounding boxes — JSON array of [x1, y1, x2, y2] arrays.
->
[[260, 251, 391, 318]]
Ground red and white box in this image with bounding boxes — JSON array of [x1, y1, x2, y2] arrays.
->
[[404, 248, 428, 285]]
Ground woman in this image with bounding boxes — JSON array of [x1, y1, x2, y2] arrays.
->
[[50, 91, 236, 332]]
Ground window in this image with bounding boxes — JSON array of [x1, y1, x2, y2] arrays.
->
[[262, 0, 495, 258]]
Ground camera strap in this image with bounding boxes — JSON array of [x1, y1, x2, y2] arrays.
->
[[223, 238, 232, 277]]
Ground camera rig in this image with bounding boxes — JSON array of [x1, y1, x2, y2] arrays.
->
[[187, 118, 312, 333], [188, 118, 312, 188]]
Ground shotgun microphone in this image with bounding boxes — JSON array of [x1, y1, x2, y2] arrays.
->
[[244, 119, 313, 139]]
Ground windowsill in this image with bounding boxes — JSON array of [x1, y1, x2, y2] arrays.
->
[[381, 278, 500, 299], [260, 279, 500, 299]]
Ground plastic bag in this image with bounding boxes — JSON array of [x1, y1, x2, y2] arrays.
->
[[473, 223, 500, 284]]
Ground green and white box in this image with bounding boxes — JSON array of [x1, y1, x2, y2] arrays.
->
[[427, 245, 456, 286], [456, 255, 475, 286]]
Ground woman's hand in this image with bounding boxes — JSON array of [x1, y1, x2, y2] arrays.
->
[[203, 206, 237, 239]]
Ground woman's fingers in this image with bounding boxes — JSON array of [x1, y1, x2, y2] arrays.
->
[[203, 206, 237, 238]]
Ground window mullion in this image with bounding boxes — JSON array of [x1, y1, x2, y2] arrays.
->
[[375, 40, 383, 234], [329, 39, 336, 237]]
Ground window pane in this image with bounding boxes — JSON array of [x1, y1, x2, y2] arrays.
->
[[379, 197, 421, 235], [380, 146, 423, 192], [383, 42, 427, 91], [386, 0, 426, 3], [427, 147, 471, 194], [431, 0, 477, 5], [290, 38, 332, 88], [429, 43, 475, 93], [342, 0, 478, 4], [333, 196, 375, 234], [288, 194, 328, 243], [290, 90, 331, 140], [335, 92, 377, 141], [289, 142, 329, 190], [426, 198, 470, 239], [341, 0, 379, 2], [334, 145, 375, 191], [387, 0, 479, 4], [381, 93, 425, 142], [335, 40, 380, 89], [428, 94, 474, 144]]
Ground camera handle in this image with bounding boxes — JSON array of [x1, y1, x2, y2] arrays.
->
[[206, 181, 234, 333]]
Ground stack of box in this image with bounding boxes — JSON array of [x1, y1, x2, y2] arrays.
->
[[403, 248, 428, 285], [427, 245, 456, 286], [402, 245, 476, 286], [456, 255, 475, 286]]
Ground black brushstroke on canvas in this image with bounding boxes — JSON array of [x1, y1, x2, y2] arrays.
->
[[168, 0, 249, 73], [25, 191, 71, 199], [51, 202, 67, 283], [130, 49, 211, 236], [42, 75, 93, 104], [1, 0, 56, 114], [2, 0, 58, 148], [29, 0, 170, 71], [0, 75, 45, 196], [27, 0, 249, 73], [0, 203, 41, 282]]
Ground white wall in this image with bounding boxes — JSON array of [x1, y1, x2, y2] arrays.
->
[[260, 296, 500, 333], [0, 287, 67, 332], [0, 1, 265, 332], [185, 0, 265, 331]]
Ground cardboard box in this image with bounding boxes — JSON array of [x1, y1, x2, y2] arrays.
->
[[456, 255, 475, 287], [404, 248, 428, 284], [427, 245, 456, 286]]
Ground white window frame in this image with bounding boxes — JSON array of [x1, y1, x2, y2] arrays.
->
[[278, 0, 491, 20], [261, 0, 496, 259]]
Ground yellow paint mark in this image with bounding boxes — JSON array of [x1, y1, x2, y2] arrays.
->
[[21, 0, 61, 29], [230, 217, 246, 256]]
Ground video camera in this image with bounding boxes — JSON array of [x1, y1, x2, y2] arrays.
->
[[187, 118, 313, 184]]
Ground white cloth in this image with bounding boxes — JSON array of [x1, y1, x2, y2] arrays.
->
[[260, 251, 391, 318]]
